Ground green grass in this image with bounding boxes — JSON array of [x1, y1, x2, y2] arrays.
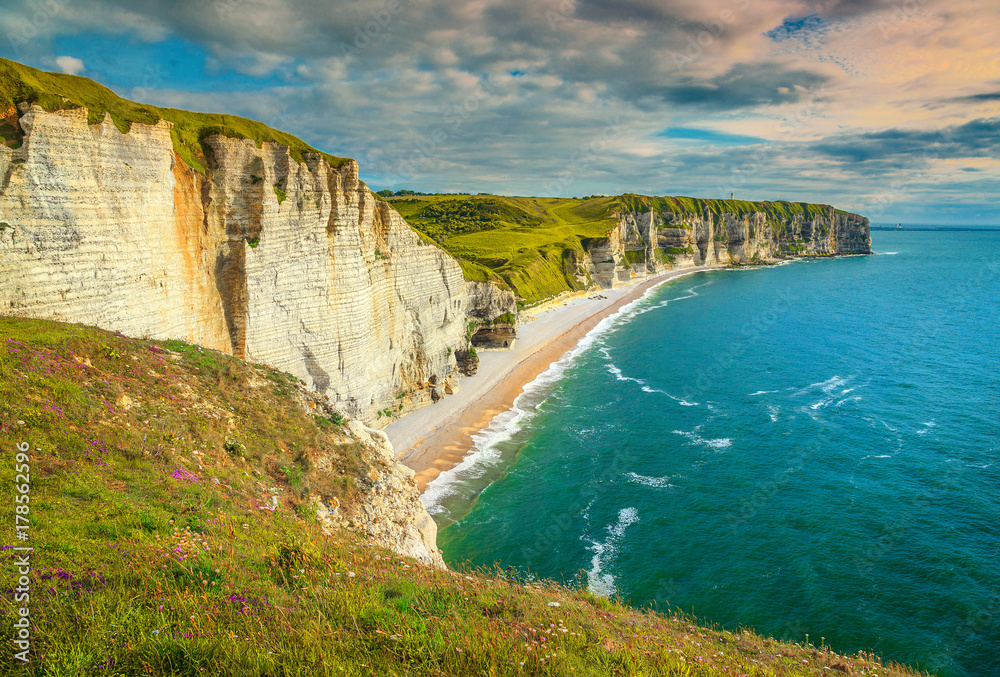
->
[[388, 195, 619, 305], [0, 317, 924, 676], [621, 250, 647, 266], [617, 193, 840, 222], [391, 193, 857, 305], [0, 58, 351, 173]]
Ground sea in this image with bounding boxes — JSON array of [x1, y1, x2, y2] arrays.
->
[[425, 229, 1000, 677]]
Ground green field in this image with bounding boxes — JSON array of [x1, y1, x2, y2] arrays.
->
[[389, 193, 852, 305], [0, 58, 350, 173], [389, 194, 621, 305], [615, 193, 850, 220], [0, 317, 924, 676]]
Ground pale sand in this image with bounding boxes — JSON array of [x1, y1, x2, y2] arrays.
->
[[384, 265, 721, 491]]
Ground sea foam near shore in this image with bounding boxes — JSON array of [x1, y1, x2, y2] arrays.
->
[[421, 272, 704, 521]]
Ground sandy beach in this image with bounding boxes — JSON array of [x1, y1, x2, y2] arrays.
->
[[384, 265, 721, 491]]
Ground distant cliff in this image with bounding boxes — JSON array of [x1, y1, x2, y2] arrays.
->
[[585, 194, 872, 286], [392, 193, 872, 305]]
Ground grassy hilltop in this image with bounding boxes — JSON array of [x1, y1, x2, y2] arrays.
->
[[0, 317, 925, 676], [389, 194, 620, 304], [0, 58, 350, 173], [388, 193, 851, 305]]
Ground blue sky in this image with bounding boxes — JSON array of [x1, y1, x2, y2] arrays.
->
[[2, 0, 999, 224]]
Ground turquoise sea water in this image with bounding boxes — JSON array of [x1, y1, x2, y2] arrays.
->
[[431, 231, 1000, 676]]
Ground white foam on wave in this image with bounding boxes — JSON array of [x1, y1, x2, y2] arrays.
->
[[673, 425, 732, 451], [584, 507, 640, 597], [624, 472, 677, 489], [601, 347, 700, 406], [624, 280, 713, 322], [793, 375, 868, 415], [422, 272, 711, 514], [794, 375, 850, 397], [749, 390, 777, 397], [768, 405, 780, 422], [881, 252, 899, 255]]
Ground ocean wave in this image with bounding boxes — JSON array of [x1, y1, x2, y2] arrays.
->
[[623, 280, 714, 322], [749, 390, 777, 396], [602, 347, 700, 406], [422, 272, 714, 514], [624, 472, 677, 489], [584, 507, 640, 597], [673, 426, 732, 450], [794, 375, 851, 397]]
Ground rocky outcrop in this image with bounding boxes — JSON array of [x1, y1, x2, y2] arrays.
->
[[584, 202, 872, 286], [465, 280, 516, 322], [465, 280, 518, 350], [0, 104, 472, 425], [335, 421, 444, 568]]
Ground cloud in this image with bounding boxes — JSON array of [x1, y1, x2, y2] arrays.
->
[[949, 91, 1000, 103], [812, 118, 1000, 164], [55, 55, 85, 75], [656, 62, 831, 110], [1, 0, 999, 222]]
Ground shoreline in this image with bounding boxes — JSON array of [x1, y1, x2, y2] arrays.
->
[[385, 265, 722, 491]]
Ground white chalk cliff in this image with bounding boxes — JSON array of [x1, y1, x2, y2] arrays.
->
[[0, 105, 475, 425]]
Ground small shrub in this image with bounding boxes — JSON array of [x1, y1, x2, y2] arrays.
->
[[223, 439, 246, 457], [274, 185, 287, 204], [314, 412, 344, 428]]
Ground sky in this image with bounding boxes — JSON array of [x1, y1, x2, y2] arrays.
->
[[2, 0, 999, 224]]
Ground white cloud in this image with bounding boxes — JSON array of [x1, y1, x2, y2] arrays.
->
[[55, 56, 85, 75]]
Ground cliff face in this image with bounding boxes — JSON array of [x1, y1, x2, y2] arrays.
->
[[584, 203, 872, 285], [465, 280, 518, 350], [0, 105, 475, 424]]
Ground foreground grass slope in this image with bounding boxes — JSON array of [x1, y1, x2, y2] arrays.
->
[[0, 318, 925, 676], [388, 193, 852, 305], [0, 58, 350, 173]]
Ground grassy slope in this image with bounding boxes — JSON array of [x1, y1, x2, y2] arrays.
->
[[389, 195, 619, 304], [0, 317, 924, 676], [0, 58, 350, 173], [389, 194, 854, 305]]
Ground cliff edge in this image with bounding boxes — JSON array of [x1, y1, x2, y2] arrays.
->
[[0, 102, 491, 426]]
